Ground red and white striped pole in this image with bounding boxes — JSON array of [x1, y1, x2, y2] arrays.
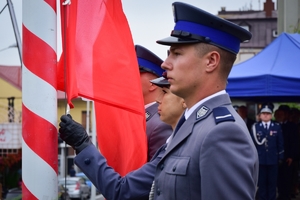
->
[[22, 0, 58, 199]]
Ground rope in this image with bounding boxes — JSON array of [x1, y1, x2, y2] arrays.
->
[[149, 181, 155, 200], [252, 124, 266, 145]]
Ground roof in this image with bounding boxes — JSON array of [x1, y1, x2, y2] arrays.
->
[[0, 65, 22, 90], [0, 65, 69, 99], [218, 10, 277, 20]]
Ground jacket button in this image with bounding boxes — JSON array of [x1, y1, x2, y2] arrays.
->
[[84, 158, 91, 165], [157, 188, 161, 196], [160, 164, 164, 170], [172, 166, 176, 172]]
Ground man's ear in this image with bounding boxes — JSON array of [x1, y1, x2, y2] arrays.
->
[[182, 101, 187, 109], [205, 51, 220, 73], [149, 83, 158, 92]]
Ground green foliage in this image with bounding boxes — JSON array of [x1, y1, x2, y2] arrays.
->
[[278, 103, 300, 110], [289, 19, 300, 33], [1, 164, 21, 189]]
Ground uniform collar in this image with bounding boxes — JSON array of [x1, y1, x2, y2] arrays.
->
[[261, 121, 271, 129], [145, 101, 156, 109], [185, 90, 226, 120]]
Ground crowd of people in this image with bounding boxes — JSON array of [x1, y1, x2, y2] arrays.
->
[[235, 104, 300, 200]]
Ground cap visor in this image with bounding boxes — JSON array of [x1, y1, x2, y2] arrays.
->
[[156, 36, 200, 45], [260, 108, 272, 113], [150, 77, 170, 88]]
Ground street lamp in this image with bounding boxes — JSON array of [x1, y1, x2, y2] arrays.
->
[[0, 43, 18, 52], [0, 0, 22, 65]]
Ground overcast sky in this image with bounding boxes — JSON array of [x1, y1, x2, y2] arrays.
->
[[0, 0, 270, 66]]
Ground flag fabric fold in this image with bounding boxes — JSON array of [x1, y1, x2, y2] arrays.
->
[[58, 0, 147, 175]]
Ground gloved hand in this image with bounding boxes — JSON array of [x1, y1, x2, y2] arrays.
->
[[59, 114, 91, 154]]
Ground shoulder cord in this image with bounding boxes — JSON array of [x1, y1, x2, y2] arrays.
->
[[149, 181, 155, 200], [252, 124, 266, 145]]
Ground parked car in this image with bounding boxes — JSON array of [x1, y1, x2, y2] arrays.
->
[[76, 172, 101, 195], [75, 172, 92, 188], [58, 177, 90, 200], [58, 184, 70, 200], [4, 187, 22, 200], [4, 185, 71, 200]]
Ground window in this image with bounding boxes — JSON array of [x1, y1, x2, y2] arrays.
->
[[273, 30, 278, 37], [240, 25, 250, 42], [241, 25, 250, 31]]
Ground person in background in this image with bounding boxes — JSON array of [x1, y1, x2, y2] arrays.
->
[[135, 45, 173, 161], [289, 107, 300, 198], [275, 105, 299, 200], [238, 105, 256, 133], [69, 165, 76, 177], [58, 76, 186, 200], [233, 105, 239, 112], [252, 103, 284, 200], [151, 2, 258, 199]]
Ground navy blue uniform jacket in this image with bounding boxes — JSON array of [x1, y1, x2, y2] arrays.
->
[[252, 121, 284, 165], [75, 143, 166, 200]]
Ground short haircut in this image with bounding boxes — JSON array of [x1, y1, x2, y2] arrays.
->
[[194, 43, 236, 81]]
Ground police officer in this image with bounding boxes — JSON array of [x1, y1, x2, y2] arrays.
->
[[275, 105, 299, 200], [252, 103, 284, 200], [238, 105, 256, 133], [135, 45, 173, 161], [58, 77, 185, 200], [152, 2, 258, 200]]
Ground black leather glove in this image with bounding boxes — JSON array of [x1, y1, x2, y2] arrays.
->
[[59, 114, 91, 154]]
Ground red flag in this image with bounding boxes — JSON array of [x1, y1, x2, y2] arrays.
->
[[58, 0, 147, 175]]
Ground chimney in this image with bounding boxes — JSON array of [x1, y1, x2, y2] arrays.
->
[[263, 0, 274, 17]]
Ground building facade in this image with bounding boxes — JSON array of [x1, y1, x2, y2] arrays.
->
[[218, 0, 277, 64]]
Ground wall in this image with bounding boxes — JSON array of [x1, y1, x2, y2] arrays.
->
[[277, 0, 300, 34], [0, 78, 22, 123]]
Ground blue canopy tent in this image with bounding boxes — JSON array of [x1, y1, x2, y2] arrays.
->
[[226, 33, 300, 102]]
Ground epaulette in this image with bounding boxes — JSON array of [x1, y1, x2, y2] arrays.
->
[[213, 107, 235, 124], [270, 122, 280, 127]]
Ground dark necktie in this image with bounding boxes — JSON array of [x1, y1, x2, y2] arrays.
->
[[264, 123, 268, 130], [174, 115, 186, 135]]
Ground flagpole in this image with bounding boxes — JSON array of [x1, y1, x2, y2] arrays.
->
[[81, 98, 97, 199], [91, 101, 97, 199], [22, 0, 58, 199]]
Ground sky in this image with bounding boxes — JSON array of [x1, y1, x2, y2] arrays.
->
[[0, 0, 269, 66]]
